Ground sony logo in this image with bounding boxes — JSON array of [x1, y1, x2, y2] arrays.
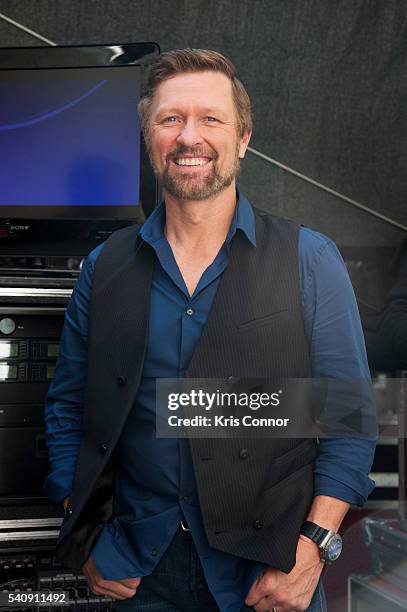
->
[[10, 225, 30, 231]]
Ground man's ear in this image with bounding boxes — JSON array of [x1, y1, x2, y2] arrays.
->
[[238, 130, 252, 159]]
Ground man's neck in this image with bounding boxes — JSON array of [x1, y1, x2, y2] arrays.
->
[[163, 183, 237, 255]]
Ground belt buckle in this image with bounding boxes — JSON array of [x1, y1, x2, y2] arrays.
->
[[180, 518, 190, 532]]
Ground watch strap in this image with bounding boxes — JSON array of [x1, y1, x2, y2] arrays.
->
[[300, 520, 330, 545]]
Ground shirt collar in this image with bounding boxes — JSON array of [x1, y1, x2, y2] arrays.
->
[[139, 188, 256, 248], [227, 189, 256, 246]]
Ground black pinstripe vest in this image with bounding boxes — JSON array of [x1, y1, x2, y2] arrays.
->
[[55, 207, 317, 574]]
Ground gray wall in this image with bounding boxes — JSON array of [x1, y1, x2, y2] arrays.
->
[[1, 0, 406, 302]]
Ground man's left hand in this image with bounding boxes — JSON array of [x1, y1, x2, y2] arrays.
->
[[244, 536, 323, 611]]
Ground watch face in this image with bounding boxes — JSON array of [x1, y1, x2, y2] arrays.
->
[[326, 534, 343, 562]]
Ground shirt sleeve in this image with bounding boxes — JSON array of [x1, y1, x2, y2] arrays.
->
[[43, 244, 104, 504], [299, 228, 378, 507]]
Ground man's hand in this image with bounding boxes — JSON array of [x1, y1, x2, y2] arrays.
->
[[62, 497, 69, 513], [82, 555, 141, 600], [244, 536, 323, 611], [63, 497, 141, 599]]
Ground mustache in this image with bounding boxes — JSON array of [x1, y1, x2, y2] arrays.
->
[[166, 146, 218, 161]]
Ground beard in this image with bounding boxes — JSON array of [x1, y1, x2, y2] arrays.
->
[[150, 144, 241, 201]]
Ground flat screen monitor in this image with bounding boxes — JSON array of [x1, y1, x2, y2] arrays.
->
[[0, 43, 159, 252]]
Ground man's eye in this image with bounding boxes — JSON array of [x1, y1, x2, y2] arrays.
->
[[205, 116, 218, 122], [163, 116, 179, 123]]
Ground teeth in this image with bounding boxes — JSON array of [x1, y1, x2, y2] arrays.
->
[[175, 158, 209, 166]]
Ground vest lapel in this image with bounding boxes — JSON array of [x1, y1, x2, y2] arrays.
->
[[112, 241, 154, 393]]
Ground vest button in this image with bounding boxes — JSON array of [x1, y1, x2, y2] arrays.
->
[[186, 308, 194, 316], [239, 448, 249, 460], [117, 376, 127, 386], [253, 519, 264, 530], [100, 443, 108, 454]]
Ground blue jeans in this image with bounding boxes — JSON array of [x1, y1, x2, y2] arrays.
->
[[113, 526, 327, 611]]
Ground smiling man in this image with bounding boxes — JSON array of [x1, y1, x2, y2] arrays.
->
[[44, 49, 377, 612], [147, 70, 245, 205]]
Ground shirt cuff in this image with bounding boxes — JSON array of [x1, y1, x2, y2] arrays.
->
[[314, 472, 375, 507], [43, 470, 74, 505], [91, 523, 145, 580]]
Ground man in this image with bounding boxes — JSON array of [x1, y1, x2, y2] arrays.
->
[[44, 49, 377, 612]]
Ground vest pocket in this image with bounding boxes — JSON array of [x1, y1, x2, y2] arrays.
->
[[263, 439, 317, 492], [236, 309, 289, 331], [262, 460, 314, 498]]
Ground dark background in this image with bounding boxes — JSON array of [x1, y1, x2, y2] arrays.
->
[[0, 0, 406, 308]]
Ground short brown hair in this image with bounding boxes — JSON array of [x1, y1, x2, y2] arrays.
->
[[138, 48, 252, 139]]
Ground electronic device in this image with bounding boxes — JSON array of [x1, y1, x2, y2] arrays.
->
[[0, 512, 113, 611], [349, 573, 407, 611], [349, 516, 407, 611], [0, 42, 159, 255], [0, 301, 68, 503]]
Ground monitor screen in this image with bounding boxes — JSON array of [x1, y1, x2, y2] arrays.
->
[[0, 65, 140, 210], [0, 43, 158, 224]]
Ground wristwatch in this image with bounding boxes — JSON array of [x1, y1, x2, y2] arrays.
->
[[300, 520, 343, 564]]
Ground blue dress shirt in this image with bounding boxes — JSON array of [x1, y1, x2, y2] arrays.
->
[[44, 191, 376, 612]]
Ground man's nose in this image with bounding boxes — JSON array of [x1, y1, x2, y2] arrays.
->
[[176, 119, 203, 147]]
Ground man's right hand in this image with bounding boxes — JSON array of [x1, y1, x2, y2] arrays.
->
[[82, 554, 141, 599], [62, 498, 141, 599]]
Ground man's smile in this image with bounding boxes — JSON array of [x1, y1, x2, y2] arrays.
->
[[173, 157, 212, 166], [169, 153, 214, 168]]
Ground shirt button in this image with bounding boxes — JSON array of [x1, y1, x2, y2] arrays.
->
[[150, 548, 158, 557], [186, 308, 194, 316], [239, 448, 249, 460], [253, 519, 264, 530], [100, 443, 108, 454], [117, 376, 127, 386]]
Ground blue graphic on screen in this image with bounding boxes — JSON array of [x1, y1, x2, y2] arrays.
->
[[0, 66, 140, 206]]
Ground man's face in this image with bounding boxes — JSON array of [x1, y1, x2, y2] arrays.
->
[[146, 71, 251, 201]]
